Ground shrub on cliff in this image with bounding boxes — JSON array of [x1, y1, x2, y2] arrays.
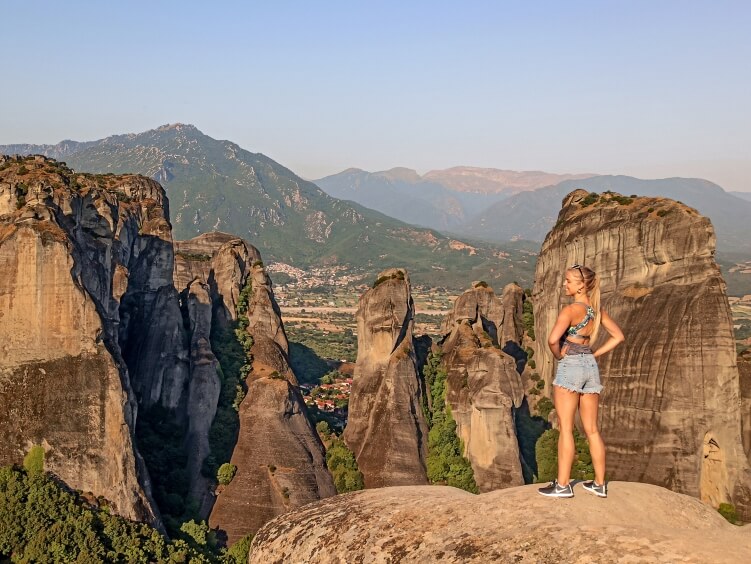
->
[[325, 437, 364, 493], [718, 503, 738, 524], [0, 465, 213, 562], [225, 533, 253, 563], [579, 192, 599, 207], [535, 429, 594, 483], [22, 445, 44, 474], [423, 351, 479, 494], [522, 299, 535, 340], [536, 396, 554, 420], [205, 276, 253, 482], [217, 463, 237, 485]]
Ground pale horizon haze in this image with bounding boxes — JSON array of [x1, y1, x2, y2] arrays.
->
[[1, 1, 749, 191]]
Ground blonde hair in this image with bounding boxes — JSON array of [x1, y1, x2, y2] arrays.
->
[[568, 265, 601, 342]]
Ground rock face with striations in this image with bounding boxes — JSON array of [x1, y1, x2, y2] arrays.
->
[[209, 260, 335, 543], [344, 268, 429, 487], [249, 482, 751, 563], [533, 189, 751, 519], [440, 282, 527, 491], [0, 155, 161, 525], [167, 232, 259, 512]]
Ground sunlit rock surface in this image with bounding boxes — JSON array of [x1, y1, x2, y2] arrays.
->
[[533, 189, 751, 519], [209, 258, 334, 543], [0, 155, 162, 525], [344, 268, 429, 487], [440, 282, 527, 491], [250, 482, 750, 563]]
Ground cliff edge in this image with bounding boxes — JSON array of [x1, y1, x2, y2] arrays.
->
[[250, 482, 750, 563]]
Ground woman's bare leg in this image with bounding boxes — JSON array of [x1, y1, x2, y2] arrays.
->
[[579, 392, 605, 484], [554, 385, 580, 485]]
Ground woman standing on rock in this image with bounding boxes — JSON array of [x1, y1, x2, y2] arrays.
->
[[538, 264, 624, 499]]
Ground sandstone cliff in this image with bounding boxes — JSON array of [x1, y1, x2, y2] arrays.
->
[[209, 259, 334, 543], [250, 482, 750, 563], [440, 282, 527, 491], [533, 189, 751, 519], [0, 155, 160, 525], [344, 268, 429, 487], [174, 231, 260, 329]]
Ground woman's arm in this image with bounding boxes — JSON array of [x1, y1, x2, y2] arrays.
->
[[548, 306, 572, 361], [592, 309, 625, 358]]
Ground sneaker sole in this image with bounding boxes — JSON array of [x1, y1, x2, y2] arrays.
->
[[537, 491, 574, 498]]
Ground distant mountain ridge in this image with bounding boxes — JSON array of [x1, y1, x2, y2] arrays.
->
[[314, 167, 594, 231], [465, 176, 751, 254], [314, 163, 751, 260], [422, 166, 595, 194], [0, 124, 535, 289]]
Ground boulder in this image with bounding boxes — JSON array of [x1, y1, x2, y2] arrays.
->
[[533, 189, 751, 519], [250, 482, 751, 563]]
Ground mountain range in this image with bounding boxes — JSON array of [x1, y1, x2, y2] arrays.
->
[[0, 125, 536, 290], [316, 169, 751, 255], [314, 167, 593, 232]]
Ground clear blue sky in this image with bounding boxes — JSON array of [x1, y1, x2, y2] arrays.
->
[[2, 0, 749, 190]]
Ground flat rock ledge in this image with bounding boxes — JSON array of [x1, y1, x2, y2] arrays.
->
[[249, 482, 751, 563]]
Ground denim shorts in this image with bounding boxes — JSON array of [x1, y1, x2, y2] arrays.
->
[[553, 353, 602, 394]]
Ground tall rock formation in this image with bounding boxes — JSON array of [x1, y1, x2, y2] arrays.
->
[[209, 260, 335, 544], [0, 155, 161, 525], [440, 282, 527, 491], [533, 189, 751, 518], [344, 268, 429, 487], [168, 233, 259, 513]]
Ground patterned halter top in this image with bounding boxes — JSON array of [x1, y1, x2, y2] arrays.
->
[[567, 303, 595, 337]]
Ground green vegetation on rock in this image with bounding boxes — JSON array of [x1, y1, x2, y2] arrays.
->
[[216, 464, 237, 486], [136, 405, 197, 534], [523, 298, 535, 340], [579, 192, 599, 207], [22, 446, 44, 475], [423, 351, 479, 493], [318, 424, 364, 494], [0, 465, 216, 562], [718, 502, 739, 525], [205, 277, 253, 479], [535, 428, 594, 483]]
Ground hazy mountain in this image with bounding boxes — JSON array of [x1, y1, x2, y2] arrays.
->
[[314, 166, 591, 232], [0, 125, 536, 289], [730, 191, 751, 202], [461, 176, 751, 254], [313, 167, 502, 230], [422, 166, 595, 194]]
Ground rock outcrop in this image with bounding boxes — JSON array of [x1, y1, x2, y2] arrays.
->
[[0, 155, 161, 525], [0, 156, 334, 538], [169, 233, 259, 510], [174, 232, 259, 329], [250, 482, 751, 563], [209, 260, 334, 543], [533, 189, 751, 519], [343, 268, 429, 487], [440, 282, 527, 491]]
